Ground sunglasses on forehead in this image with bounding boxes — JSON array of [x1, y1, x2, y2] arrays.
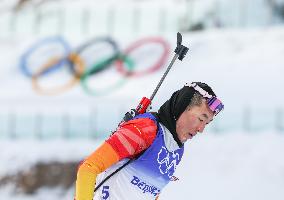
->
[[185, 82, 224, 116]]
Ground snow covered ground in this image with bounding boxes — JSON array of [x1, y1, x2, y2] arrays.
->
[[1, 131, 284, 200]]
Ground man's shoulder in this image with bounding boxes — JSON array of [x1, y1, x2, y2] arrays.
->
[[123, 113, 158, 130]]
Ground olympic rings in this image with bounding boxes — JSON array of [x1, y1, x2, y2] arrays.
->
[[19, 36, 170, 96]]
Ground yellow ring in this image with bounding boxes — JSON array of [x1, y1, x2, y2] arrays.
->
[[31, 53, 85, 95]]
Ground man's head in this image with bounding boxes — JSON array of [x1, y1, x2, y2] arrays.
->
[[157, 82, 224, 146], [176, 82, 223, 143]]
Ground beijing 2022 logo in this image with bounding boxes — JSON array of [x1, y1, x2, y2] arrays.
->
[[157, 146, 181, 178]]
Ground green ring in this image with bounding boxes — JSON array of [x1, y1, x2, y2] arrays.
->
[[80, 54, 135, 96]]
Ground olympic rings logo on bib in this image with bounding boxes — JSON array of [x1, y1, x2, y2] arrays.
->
[[19, 36, 170, 96]]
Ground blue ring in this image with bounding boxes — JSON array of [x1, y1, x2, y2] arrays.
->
[[19, 36, 71, 77]]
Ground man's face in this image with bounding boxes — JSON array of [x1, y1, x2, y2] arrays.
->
[[176, 99, 214, 143]]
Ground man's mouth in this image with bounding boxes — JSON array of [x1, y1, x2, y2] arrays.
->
[[188, 133, 194, 139]]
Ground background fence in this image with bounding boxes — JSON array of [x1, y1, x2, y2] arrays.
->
[[0, 104, 283, 140], [1, 0, 284, 39]]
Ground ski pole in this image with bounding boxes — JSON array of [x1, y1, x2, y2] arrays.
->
[[123, 32, 189, 122]]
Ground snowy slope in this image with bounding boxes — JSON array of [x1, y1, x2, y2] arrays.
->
[[1, 131, 284, 200]]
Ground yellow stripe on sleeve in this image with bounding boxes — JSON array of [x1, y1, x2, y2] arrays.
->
[[75, 142, 119, 200]]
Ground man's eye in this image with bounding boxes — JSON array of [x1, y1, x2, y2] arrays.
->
[[199, 118, 204, 122]]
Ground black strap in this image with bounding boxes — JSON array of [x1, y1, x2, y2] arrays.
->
[[94, 159, 132, 192], [94, 149, 147, 192], [94, 113, 159, 192]]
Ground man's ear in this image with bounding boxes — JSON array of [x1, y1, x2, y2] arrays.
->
[[186, 105, 191, 111]]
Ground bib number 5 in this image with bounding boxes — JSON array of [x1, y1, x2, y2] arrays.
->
[[102, 186, 110, 199]]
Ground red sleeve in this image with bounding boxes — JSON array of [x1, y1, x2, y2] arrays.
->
[[105, 118, 157, 160]]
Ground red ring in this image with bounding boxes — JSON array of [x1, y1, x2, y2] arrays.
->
[[115, 37, 170, 77]]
